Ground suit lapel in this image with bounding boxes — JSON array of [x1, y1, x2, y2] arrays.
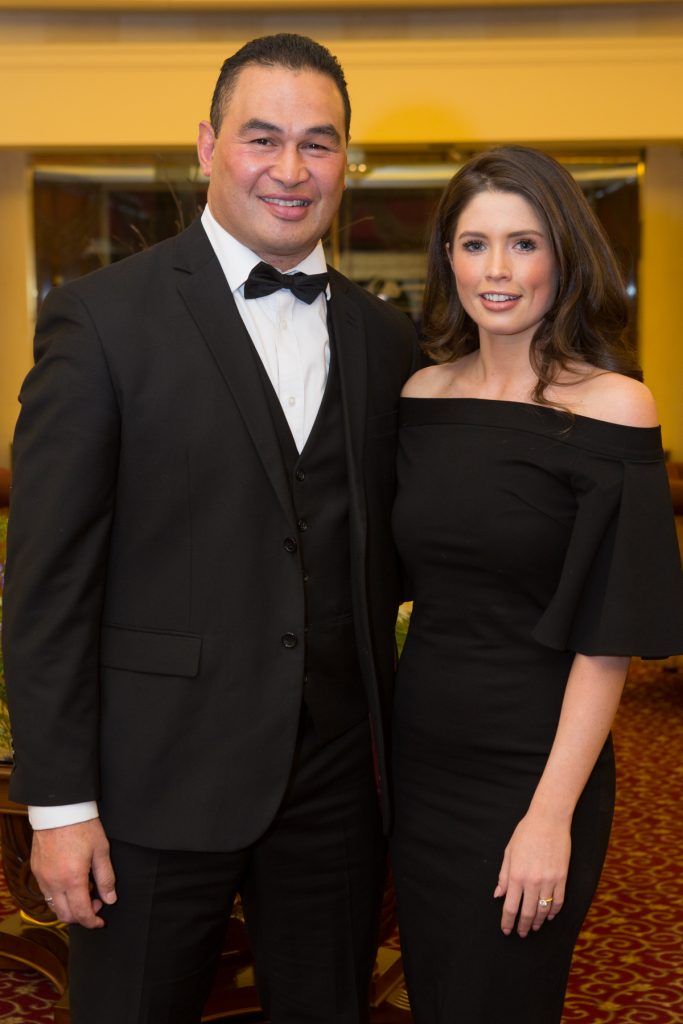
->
[[173, 220, 296, 528], [327, 271, 381, 767], [327, 268, 368, 535]]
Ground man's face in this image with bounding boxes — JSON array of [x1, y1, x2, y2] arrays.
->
[[197, 64, 347, 271]]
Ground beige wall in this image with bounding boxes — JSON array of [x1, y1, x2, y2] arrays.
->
[[0, 1, 682, 462], [641, 147, 683, 461], [0, 154, 33, 469], [1, 4, 682, 147]]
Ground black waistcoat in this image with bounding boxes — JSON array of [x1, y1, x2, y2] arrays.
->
[[254, 343, 367, 744]]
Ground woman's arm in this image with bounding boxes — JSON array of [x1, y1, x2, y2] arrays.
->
[[494, 653, 629, 937]]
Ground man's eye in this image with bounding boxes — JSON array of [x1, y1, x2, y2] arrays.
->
[[252, 138, 273, 146]]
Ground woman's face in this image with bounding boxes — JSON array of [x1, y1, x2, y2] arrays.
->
[[449, 189, 558, 349]]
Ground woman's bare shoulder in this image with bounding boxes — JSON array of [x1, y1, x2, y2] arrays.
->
[[562, 370, 659, 428], [401, 363, 455, 398]]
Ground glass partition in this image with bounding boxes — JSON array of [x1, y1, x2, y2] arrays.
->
[[32, 147, 640, 346]]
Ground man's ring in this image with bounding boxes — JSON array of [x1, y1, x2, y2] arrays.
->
[[538, 897, 553, 909]]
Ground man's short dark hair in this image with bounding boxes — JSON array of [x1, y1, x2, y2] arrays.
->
[[210, 33, 351, 141]]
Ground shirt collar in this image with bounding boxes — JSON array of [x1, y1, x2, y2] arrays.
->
[[201, 204, 330, 297]]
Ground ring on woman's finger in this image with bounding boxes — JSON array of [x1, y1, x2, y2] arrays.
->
[[44, 895, 55, 906], [538, 896, 553, 909]]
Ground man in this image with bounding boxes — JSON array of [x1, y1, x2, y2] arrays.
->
[[3, 33, 418, 1024]]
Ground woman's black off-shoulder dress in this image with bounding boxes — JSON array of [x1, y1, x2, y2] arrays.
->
[[391, 398, 683, 1024]]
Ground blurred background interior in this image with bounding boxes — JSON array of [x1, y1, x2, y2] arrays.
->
[[0, 2, 681, 1022], [0, 0, 682, 471]]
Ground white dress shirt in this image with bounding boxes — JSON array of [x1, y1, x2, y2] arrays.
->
[[202, 204, 331, 452], [29, 205, 332, 830]]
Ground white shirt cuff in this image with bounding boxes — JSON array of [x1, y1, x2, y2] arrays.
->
[[28, 802, 99, 830]]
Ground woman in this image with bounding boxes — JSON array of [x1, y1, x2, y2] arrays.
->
[[391, 146, 683, 1023]]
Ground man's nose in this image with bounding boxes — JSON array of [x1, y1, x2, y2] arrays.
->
[[270, 145, 309, 187]]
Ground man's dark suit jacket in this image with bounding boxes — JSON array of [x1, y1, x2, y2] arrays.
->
[[3, 218, 418, 852]]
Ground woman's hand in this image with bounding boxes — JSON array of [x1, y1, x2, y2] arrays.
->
[[493, 810, 571, 937], [491, 654, 628, 939]]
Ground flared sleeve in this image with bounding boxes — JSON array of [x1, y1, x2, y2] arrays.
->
[[532, 425, 683, 658]]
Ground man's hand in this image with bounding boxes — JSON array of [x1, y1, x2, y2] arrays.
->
[[31, 818, 117, 928]]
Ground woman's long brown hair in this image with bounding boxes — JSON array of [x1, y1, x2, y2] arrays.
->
[[422, 146, 642, 403]]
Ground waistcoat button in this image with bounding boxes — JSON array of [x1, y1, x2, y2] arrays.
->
[[281, 633, 298, 649], [283, 537, 297, 553]]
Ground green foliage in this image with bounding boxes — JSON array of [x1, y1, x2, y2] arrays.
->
[[395, 601, 412, 657]]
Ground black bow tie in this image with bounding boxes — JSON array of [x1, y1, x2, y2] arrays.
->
[[244, 261, 329, 305]]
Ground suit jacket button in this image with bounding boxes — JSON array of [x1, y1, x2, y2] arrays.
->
[[283, 537, 297, 553], [295, 468, 306, 481], [281, 632, 298, 648], [297, 519, 309, 531]]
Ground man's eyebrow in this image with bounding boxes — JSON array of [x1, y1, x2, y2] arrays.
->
[[240, 119, 282, 135], [307, 124, 342, 144], [239, 119, 341, 145]]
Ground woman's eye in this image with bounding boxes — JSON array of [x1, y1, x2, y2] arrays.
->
[[462, 240, 485, 252], [515, 238, 537, 252]]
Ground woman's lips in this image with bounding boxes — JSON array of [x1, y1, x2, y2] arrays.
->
[[479, 292, 521, 311]]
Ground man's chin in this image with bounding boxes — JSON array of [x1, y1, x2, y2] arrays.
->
[[254, 232, 324, 268]]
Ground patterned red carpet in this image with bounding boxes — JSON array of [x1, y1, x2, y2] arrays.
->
[[1, 660, 681, 1023]]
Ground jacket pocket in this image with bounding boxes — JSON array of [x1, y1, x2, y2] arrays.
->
[[100, 624, 202, 678]]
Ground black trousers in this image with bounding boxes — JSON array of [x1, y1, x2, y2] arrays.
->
[[69, 714, 385, 1024]]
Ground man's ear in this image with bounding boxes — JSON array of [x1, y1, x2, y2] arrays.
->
[[197, 120, 216, 177]]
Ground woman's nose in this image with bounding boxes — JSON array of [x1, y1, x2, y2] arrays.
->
[[484, 247, 511, 280]]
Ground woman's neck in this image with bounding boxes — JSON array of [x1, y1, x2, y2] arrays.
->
[[459, 335, 538, 403]]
